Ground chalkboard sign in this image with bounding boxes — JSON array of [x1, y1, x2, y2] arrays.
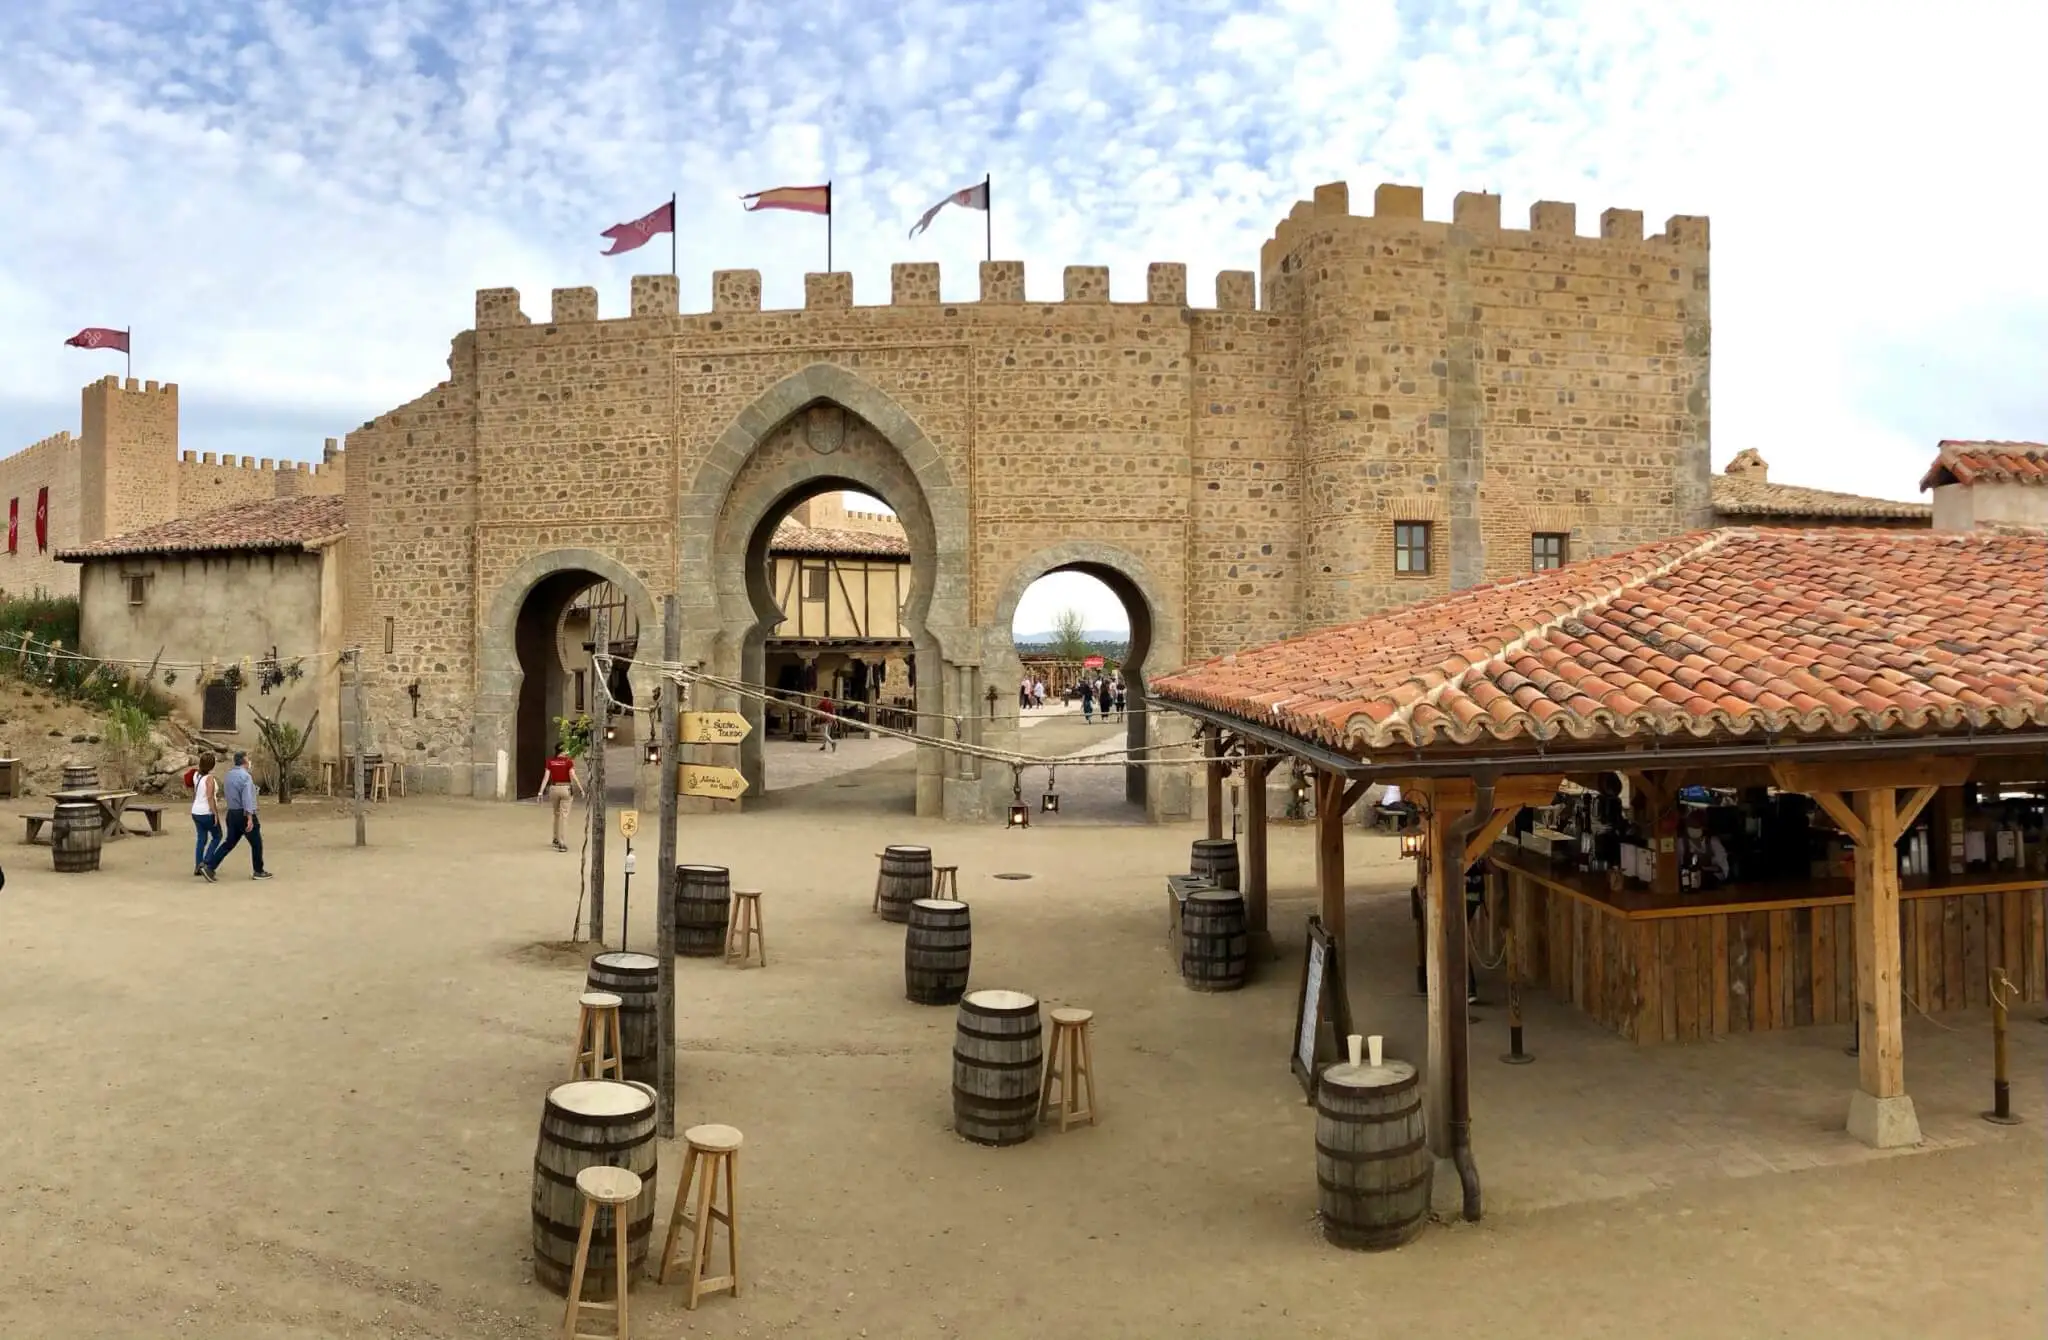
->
[[1291, 915, 1353, 1099]]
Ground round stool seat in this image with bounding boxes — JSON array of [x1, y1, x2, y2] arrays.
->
[[733, 889, 761, 899], [575, 1164, 643, 1205], [1050, 1007, 1094, 1025], [580, 992, 622, 1009], [684, 1122, 744, 1153]]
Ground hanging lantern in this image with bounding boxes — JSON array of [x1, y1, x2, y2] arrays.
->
[[1041, 766, 1060, 814], [1400, 830, 1425, 858], [1008, 768, 1031, 828]]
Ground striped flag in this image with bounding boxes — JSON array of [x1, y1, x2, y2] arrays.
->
[[742, 184, 831, 215], [908, 179, 989, 239]]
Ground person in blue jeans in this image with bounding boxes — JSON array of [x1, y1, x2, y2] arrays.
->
[[188, 751, 223, 876], [202, 751, 272, 882]]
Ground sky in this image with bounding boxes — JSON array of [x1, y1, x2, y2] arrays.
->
[[1, 1, 2041, 635]]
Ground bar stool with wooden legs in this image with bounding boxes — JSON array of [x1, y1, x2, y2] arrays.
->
[[725, 890, 766, 968], [657, 1123, 743, 1310], [569, 992, 624, 1082], [1039, 1007, 1097, 1132], [932, 866, 961, 901], [561, 1165, 641, 1340]]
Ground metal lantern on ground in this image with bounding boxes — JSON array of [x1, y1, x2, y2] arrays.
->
[[1041, 767, 1060, 814], [1008, 768, 1030, 828]]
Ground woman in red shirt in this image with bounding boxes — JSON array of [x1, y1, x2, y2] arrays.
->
[[535, 741, 583, 851]]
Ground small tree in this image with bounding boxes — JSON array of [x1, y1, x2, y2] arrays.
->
[[553, 713, 594, 759], [249, 698, 319, 804], [102, 700, 154, 787], [1050, 606, 1090, 666]]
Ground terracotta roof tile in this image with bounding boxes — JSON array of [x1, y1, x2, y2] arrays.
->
[[769, 517, 908, 558], [1919, 440, 2048, 490], [1711, 473, 1931, 520], [56, 496, 345, 561], [1153, 528, 2048, 754]]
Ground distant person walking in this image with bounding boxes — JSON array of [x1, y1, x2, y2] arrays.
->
[[188, 752, 222, 876], [202, 751, 271, 882], [816, 696, 838, 752], [1113, 678, 1127, 721], [1079, 679, 1095, 724], [536, 741, 582, 852]]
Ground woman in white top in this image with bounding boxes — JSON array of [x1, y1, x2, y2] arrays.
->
[[189, 752, 223, 877]]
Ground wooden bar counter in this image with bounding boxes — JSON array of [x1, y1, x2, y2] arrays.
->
[[1492, 847, 2048, 1044]]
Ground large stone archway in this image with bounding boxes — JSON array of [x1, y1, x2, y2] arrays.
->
[[474, 549, 660, 800], [677, 364, 977, 818], [984, 541, 1193, 823]]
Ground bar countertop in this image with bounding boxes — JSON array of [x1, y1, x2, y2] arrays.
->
[[1490, 844, 2048, 922]]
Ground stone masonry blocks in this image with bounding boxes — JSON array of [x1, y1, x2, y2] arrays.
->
[[1530, 201, 1578, 234], [713, 270, 762, 312], [1663, 216, 1711, 248], [1146, 263, 1187, 306], [475, 288, 528, 328], [979, 260, 1024, 303], [805, 272, 853, 309], [1214, 271, 1255, 310], [1600, 208, 1645, 241], [631, 274, 679, 317], [1312, 181, 1350, 215], [1374, 183, 1424, 219], [1063, 266, 1109, 303], [891, 262, 940, 304], [550, 287, 598, 324], [1453, 191, 1501, 231]]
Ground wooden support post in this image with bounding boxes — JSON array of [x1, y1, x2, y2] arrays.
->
[[1242, 756, 1274, 946], [655, 595, 680, 1140], [1848, 786, 1919, 1148], [1422, 802, 1455, 1157], [1627, 772, 1681, 896], [1203, 728, 1224, 841], [1314, 769, 1347, 952], [349, 650, 366, 849], [587, 608, 607, 944]]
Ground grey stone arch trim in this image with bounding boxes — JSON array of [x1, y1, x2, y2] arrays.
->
[[473, 547, 660, 800], [982, 540, 1191, 822], [676, 363, 972, 817]]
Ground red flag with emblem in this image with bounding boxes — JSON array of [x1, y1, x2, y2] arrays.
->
[[64, 327, 129, 352], [7, 499, 15, 554], [35, 487, 48, 552]]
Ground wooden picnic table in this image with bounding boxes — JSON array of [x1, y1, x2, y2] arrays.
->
[[51, 789, 139, 842]]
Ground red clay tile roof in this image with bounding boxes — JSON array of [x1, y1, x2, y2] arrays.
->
[[1154, 528, 2048, 754], [769, 517, 908, 558], [1711, 474, 1930, 520], [56, 496, 346, 561], [1920, 440, 2048, 490]]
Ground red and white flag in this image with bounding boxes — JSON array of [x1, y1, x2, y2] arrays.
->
[[600, 200, 675, 256], [741, 184, 831, 215], [64, 327, 129, 352], [908, 179, 989, 239], [34, 487, 47, 552]]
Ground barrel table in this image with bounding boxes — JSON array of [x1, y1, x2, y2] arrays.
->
[[51, 798, 103, 873], [877, 845, 933, 924], [532, 1079, 659, 1297], [1179, 889, 1249, 991], [675, 865, 731, 957], [905, 899, 972, 1005], [587, 952, 660, 1085], [1314, 1060, 1432, 1250], [1190, 837, 1240, 892], [951, 989, 1042, 1146]]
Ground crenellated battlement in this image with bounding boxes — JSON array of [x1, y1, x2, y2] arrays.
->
[[86, 374, 180, 401], [177, 450, 339, 478], [5, 430, 80, 469]]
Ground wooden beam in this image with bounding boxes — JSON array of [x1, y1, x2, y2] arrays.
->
[[1315, 769, 1348, 950], [1202, 727, 1224, 841], [1808, 789, 1868, 848], [1772, 755, 1974, 798], [1896, 783, 1938, 832], [1395, 774, 1563, 813], [1627, 771, 1684, 896], [1340, 777, 1372, 816], [1851, 788, 1906, 1101], [1242, 756, 1274, 941], [1422, 803, 1454, 1157], [1463, 805, 1523, 867]]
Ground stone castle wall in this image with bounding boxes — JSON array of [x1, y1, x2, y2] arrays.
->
[[0, 430, 84, 598], [340, 179, 1711, 819]]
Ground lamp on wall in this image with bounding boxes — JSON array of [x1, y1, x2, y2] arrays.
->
[[1040, 766, 1060, 814], [1400, 830, 1425, 858]]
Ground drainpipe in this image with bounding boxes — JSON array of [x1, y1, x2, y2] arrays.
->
[[1441, 771, 1493, 1222]]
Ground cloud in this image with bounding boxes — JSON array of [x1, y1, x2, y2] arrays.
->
[[0, 0, 2042, 571]]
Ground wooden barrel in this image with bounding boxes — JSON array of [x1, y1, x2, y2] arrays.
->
[[905, 899, 972, 1006], [877, 845, 932, 924], [60, 763, 98, 793], [952, 989, 1042, 1146], [1190, 837, 1240, 892], [1179, 889, 1249, 991], [1315, 1060, 1432, 1251], [674, 864, 730, 958], [587, 952, 660, 1085], [532, 1080, 659, 1297], [52, 798, 103, 873]]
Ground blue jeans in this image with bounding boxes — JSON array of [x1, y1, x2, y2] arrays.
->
[[192, 814, 220, 869], [207, 810, 265, 874]]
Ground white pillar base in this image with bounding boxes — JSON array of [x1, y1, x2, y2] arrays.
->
[[1847, 1090, 1922, 1149]]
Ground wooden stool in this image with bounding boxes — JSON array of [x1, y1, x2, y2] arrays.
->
[[658, 1124, 743, 1309], [1039, 1007, 1097, 1132], [368, 762, 391, 802], [872, 852, 885, 914], [570, 992, 625, 1082], [933, 866, 960, 901], [725, 891, 766, 968], [561, 1165, 641, 1340]]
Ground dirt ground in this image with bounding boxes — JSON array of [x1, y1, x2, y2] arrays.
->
[[1, 726, 2042, 1339]]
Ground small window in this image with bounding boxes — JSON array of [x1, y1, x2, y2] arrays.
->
[[1394, 523, 1432, 575], [202, 681, 238, 732], [126, 574, 148, 606], [802, 564, 829, 601], [383, 615, 395, 654], [573, 670, 586, 713], [1532, 532, 1568, 570]]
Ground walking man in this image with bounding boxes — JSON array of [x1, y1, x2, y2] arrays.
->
[[202, 751, 271, 882]]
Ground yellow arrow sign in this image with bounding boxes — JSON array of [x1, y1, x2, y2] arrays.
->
[[680, 711, 753, 745], [680, 764, 750, 800]]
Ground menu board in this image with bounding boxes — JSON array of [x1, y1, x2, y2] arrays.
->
[[1290, 916, 1353, 1098]]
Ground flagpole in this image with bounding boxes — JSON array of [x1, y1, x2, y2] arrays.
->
[[826, 181, 834, 273], [125, 327, 131, 381], [985, 175, 992, 262], [670, 193, 677, 278]]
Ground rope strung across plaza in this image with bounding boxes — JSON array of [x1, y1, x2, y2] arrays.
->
[[2, 628, 360, 678]]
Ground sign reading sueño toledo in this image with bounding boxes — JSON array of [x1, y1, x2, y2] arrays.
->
[[679, 711, 752, 745], [680, 764, 750, 799]]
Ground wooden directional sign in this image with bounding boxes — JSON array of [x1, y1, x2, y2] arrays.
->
[[680, 711, 752, 745], [618, 810, 640, 839], [680, 764, 750, 800]]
